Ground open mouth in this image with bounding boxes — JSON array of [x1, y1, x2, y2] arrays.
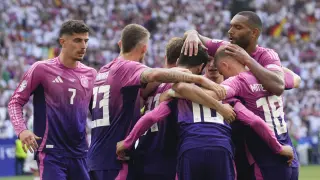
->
[[229, 36, 234, 43]]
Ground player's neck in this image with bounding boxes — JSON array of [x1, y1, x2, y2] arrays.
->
[[58, 53, 78, 68], [246, 43, 257, 55], [235, 66, 246, 74], [166, 64, 176, 68], [120, 52, 141, 62]]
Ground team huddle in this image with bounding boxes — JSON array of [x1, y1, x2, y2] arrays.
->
[[8, 11, 301, 180]]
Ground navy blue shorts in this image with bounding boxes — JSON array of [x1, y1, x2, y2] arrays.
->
[[253, 163, 299, 180], [37, 152, 89, 180], [89, 163, 129, 180], [177, 147, 235, 180], [89, 170, 119, 180]]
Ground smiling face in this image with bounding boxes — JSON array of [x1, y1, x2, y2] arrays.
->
[[228, 15, 258, 50]]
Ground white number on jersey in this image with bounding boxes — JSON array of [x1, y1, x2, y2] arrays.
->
[[144, 93, 161, 133], [256, 95, 287, 135], [91, 85, 111, 128], [192, 102, 224, 124], [68, 88, 76, 105]]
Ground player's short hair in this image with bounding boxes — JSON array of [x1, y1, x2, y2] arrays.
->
[[121, 24, 150, 53], [166, 37, 184, 65], [59, 20, 90, 37], [237, 11, 262, 31], [213, 48, 230, 67], [177, 45, 209, 69]]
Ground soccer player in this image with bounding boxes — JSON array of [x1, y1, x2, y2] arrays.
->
[[8, 20, 97, 180], [183, 11, 285, 96], [132, 37, 184, 180], [176, 52, 300, 180], [117, 46, 294, 180], [87, 24, 225, 180], [213, 49, 299, 179]]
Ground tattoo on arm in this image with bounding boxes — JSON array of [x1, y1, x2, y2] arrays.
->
[[141, 68, 198, 84], [140, 68, 153, 84]]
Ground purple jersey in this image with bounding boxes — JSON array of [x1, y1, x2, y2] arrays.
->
[[222, 71, 299, 167], [136, 83, 178, 176], [8, 57, 97, 157], [206, 39, 283, 71], [176, 99, 233, 158], [87, 57, 148, 171]]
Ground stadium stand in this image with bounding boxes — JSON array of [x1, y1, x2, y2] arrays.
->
[[0, 0, 319, 175]]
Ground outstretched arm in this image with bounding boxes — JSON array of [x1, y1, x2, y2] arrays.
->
[[121, 101, 172, 149], [225, 44, 285, 96], [140, 68, 226, 99], [246, 59, 284, 96], [231, 100, 294, 162], [230, 100, 282, 153], [168, 83, 235, 122]]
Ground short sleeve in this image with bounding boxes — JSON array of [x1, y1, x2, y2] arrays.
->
[[221, 76, 243, 99], [120, 61, 148, 87], [284, 70, 294, 90], [259, 50, 283, 72], [205, 39, 228, 56]]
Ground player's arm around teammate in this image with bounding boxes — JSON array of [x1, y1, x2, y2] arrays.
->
[[183, 11, 287, 96]]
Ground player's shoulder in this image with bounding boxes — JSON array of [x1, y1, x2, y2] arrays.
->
[[78, 62, 97, 73], [28, 58, 57, 72], [121, 59, 148, 69], [238, 71, 259, 85], [256, 46, 279, 59]]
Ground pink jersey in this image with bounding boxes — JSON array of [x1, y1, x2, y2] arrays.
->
[[206, 39, 282, 71], [87, 57, 148, 171], [222, 71, 298, 167], [8, 57, 97, 157]]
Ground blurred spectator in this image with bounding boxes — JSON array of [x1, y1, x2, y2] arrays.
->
[[15, 139, 27, 175], [0, 0, 319, 165]]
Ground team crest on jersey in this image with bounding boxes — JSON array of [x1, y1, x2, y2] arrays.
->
[[80, 75, 89, 88], [18, 80, 27, 92]]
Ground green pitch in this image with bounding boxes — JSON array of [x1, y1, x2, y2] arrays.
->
[[1, 166, 319, 180]]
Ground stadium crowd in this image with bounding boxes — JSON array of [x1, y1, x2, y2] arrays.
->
[[0, 0, 319, 168]]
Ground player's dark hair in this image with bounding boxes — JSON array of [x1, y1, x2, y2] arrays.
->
[[59, 20, 90, 37], [213, 49, 229, 68], [177, 45, 209, 70], [237, 11, 262, 31], [166, 37, 184, 65], [121, 24, 150, 53]]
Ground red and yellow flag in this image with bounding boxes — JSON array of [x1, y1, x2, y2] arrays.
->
[[269, 18, 287, 38], [300, 31, 310, 42]]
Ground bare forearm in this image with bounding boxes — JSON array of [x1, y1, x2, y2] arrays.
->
[[172, 83, 222, 110], [246, 59, 285, 95], [141, 82, 161, 99], [141, 68, 202, 84]]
